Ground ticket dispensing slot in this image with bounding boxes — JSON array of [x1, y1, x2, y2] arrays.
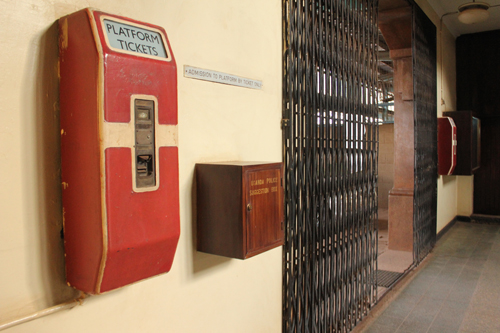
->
[[134, 98, 155, 188]]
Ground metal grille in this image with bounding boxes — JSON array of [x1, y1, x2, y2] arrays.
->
[[412, 4, 437, 264], [376, 270, 403, 288], [282, 1, 379, 332]]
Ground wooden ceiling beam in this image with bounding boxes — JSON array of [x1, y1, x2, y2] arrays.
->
[[379, 6, 412, 24]]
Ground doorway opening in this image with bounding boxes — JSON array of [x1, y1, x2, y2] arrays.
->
[[376, 0, 414, 294], [282, 0, 437, 330], [375, 0, 438, 295]]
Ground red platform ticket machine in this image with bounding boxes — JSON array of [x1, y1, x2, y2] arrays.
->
[[438, 117, 457, 175], [59, 8, 179, 294]]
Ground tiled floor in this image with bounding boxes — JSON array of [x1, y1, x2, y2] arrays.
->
[[378, 250, 413, 274], [376, 207, 414, 296], [359, 222, 500, 333], [378, 208, 389, 255]]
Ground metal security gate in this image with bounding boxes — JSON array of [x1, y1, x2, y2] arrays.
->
[[282, 1, 379, 332], [412, 4, 437, 264]]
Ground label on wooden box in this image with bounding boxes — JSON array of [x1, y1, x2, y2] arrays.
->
[[245, 168, 283, 255]]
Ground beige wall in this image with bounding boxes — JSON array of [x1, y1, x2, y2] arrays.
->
[[378, 124, 394, 209], [436, 15, 460, 231], [457, 176, 474, 216], [0, 0, 282, 332], [415, 0, 473, 232]]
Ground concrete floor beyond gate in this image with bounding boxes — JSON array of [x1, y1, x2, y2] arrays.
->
[[355, 222, 500, 333]]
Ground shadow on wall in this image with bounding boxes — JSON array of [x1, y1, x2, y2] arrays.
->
[[191, 170, 231, 276], [441, 174, 456, 185], [32, 21, 80, 305]]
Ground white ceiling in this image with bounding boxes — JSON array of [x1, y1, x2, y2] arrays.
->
[[428, 0, 500, 37]]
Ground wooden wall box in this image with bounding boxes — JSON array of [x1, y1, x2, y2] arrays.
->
[[196, 162, 284, 259], [443, 111, 481, 175]]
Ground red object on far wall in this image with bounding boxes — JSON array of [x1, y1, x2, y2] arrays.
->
[[59, 8, 179, 294], [438, 117, 457, 175]]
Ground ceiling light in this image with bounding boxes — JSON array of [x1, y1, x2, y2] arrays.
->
[[458, 1, 490, 24]]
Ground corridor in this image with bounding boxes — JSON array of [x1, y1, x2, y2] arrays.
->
[[358, 222, 500, 333]]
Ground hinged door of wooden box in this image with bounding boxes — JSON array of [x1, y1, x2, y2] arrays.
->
[[244, 165, 284, 257]]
